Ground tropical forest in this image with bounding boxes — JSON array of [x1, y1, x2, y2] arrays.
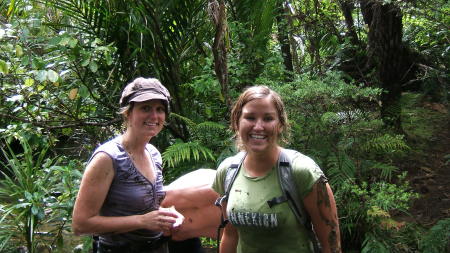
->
[[0, 0, 449, 252]]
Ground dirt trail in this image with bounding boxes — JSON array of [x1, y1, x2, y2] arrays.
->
[[402, 105, 450, 227]]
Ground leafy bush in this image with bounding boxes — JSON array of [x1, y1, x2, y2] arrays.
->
[[0, 135, 82, 252]]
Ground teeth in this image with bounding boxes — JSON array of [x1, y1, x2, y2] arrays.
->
[[144, 122, 157, 126], [250, 135, 265, 139]]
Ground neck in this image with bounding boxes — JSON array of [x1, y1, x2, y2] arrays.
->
[[244, 146, 281, 176], [121, 130, 150, 154]]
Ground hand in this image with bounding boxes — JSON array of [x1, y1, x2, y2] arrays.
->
[[159, 206, 184, 236], [141, 209, 178, 232]]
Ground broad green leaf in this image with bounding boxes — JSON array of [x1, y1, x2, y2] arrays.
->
[[36, 70, 47, 82], [0, 60, 9, 74], [78, 85, 89, 98], [69, 38, 78, 48], [81, 58, 90, 67], [47, 69, 59, 83], [31, 206, 39, 215], [25, 191, 33, 201], [89, 61, 98, 73], [59, 37, 70, 46], [69, 88, 78, 100], [24, 78, 35, 87]]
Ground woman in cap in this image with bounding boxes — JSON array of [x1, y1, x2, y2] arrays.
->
[[72, 77, 181, 253]]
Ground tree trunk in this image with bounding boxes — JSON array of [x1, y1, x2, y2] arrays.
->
[[276, 0, 294, 82], [362, 0, 411, 132], [339, 0, 359, 46], [208, 0, 231, 109]]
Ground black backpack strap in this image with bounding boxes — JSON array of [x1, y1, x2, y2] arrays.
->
[[277, 149, 321, 253]]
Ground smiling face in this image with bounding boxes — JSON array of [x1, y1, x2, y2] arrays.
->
[[126, 100, 166, 139], [231, 86, 288, 153], [238, 96, 282, 154]]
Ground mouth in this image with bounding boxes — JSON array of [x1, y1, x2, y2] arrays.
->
[[144, 122, 159, 126], [250, 134, 266, 140]]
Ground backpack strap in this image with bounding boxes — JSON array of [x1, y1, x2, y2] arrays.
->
[[276, 149, 321, 253], [214, 152, 246, 253]]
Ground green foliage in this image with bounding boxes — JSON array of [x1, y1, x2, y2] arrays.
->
[[419, 218, 450, 253], [335, 173, 418, 250], [163, 112, 230, 182], [163, 141, 215, 170], [0, 135, 82, 252]]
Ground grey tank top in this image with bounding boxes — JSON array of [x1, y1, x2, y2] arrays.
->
[[89, 136, 166, 245]]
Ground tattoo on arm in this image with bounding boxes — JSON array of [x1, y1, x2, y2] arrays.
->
[[316, 177, 341, 253]]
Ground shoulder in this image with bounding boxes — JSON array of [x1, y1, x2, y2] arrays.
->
[[212, 155, 240, 195], [283, 149, 324, 198], [146, 143, 163, 168], [91, 137, 121, 159]]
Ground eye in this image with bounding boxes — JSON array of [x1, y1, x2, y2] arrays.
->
[[156, 106, 165, 113], [264, 116, 274, 122], [243, 115, 255, 121], [141, 105, 151, 112]]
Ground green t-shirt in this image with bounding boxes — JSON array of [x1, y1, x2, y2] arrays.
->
[[213, 149, 324, 253]]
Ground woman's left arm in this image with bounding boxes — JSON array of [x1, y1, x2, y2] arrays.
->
[[303, 180, 342, 253]]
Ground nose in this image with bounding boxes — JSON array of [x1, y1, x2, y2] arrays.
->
[[253, 119, 264, 130], [148, 108, 159, 118]]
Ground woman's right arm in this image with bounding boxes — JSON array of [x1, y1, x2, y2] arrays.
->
[[72, 152, 176, 235], [220, 223, 238, 253]]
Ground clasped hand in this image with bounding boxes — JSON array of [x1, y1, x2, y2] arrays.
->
[[142, 206, 184, 235]]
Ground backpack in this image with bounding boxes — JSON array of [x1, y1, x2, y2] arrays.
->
[[215, 148, 321, 253]]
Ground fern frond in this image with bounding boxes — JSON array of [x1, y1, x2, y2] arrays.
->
[[195, 121, 226, 132], [327, 152, 356, 186], [362, 134, 409, 153], [169, 113, 197, 129], [369, 162, 399, 181], [162, 141, 215, 168]]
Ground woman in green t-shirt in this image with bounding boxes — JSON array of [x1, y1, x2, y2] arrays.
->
[[212, 86, 341, 253]]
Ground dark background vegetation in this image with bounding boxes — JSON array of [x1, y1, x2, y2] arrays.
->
[[0, 0, 449, 252]]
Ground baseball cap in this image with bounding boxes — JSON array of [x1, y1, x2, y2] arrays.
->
[[119, 77, 171, 109]]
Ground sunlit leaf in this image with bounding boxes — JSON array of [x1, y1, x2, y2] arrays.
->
[[59, 37, 70, 46], [47, 69, 59, 83], [69, 88, 78, 100], [0, 60, 9, 74], [69, 38, 78, 48], [15, 45, 23, 57], [24, 78, 35, 87], [36, 70, 47, 82]]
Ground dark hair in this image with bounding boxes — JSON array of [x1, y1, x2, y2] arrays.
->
[[230, 86, 290, 149]]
